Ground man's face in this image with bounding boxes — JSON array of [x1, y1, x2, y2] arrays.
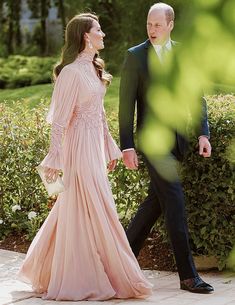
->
[[147, 9, 173, 45]]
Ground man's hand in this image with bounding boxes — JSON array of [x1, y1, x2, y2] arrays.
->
[[107, 159, 117, 172], [199, 136, 212, 158], [122, 149, 139, 170]]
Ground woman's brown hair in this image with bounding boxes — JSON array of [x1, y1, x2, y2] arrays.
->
[[53, 13, 112, 85]]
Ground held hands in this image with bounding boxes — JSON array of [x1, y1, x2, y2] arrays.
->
[[122, 149, 138, 170], [199, 136, 212, 158], [44, 167, 60, 183]]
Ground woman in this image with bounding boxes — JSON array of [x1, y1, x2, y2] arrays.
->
[[18, 13, 152, 301]]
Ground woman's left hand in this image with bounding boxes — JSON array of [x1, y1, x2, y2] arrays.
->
[[107, 159, 117, 172], [44, 167, 60, 183]]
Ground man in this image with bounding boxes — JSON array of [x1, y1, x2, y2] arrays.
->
[[119, 2, 214, 293]]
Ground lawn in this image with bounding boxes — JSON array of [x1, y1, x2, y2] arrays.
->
[[0, 84, 53, 108], [0, 77, 120, 112]]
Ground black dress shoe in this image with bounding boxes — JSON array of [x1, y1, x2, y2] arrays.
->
[[180, 276, 214, 293]]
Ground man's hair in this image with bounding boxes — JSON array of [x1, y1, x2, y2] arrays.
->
[[149, 2, 175, 24]]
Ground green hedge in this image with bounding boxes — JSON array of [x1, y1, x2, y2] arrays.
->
[[0, 95, 234, 269], [180, 95, 235, 269], [0, 102, 52, 240], [0, 56, 57, 89]]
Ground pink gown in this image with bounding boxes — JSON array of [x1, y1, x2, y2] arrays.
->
[[18, 51, 153, 301]]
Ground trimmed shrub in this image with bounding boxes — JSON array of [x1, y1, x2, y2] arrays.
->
[[0, 56, 57, 89], [0, 95, 234, 269], [180, 95, 235, 269], [0, 102, 51, 240]]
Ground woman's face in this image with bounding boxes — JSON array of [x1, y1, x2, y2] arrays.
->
[[86, 20, 105, 51]]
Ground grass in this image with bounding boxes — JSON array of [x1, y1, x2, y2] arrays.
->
[[0, 77, 120, 112], [104, 76, 120, 113], [210, 83, 235, 95], [0, 84, 53, 108]]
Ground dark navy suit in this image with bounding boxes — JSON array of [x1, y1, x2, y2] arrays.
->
[[119, 39, 210, 280]]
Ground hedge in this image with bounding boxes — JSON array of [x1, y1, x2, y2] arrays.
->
[[0, 95, 234, 269], [180, 95, 235, 269], [0, 56, 57, 89]]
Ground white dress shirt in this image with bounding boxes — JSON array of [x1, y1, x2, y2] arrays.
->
[[153, 39, 172, 62]]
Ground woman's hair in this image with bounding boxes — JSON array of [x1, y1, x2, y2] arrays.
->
[[53, 13, 112, 85]]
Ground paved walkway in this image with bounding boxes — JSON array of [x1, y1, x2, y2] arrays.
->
[[0, 249, 234, 305]]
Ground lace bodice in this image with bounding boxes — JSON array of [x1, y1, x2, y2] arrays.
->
[[40, 51, 121, 170]]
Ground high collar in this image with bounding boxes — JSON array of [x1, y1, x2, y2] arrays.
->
[[76, 51, 95, 62]]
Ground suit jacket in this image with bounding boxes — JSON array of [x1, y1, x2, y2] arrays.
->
[[119, 39, 210, 161]]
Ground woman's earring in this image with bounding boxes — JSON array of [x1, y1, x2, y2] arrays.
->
[[88, 40, 93, 49]]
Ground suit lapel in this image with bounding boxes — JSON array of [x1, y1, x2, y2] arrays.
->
[[143, 40, 152, 74]]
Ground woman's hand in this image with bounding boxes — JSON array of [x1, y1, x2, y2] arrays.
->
[[107, 159, 117, 172], [44, 167, 60, 183]]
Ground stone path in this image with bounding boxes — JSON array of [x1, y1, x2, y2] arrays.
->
[[0, 249, 234, 305]]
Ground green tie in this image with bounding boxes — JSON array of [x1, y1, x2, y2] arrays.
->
[[160, 45, 168, 63]]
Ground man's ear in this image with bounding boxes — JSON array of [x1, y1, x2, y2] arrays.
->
[[169, 20, 174, 31]]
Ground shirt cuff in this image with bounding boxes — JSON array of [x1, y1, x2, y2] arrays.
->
[[198, 135, 209, 140], [122, 148, 135, 152]]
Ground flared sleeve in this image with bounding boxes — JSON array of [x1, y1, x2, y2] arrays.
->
[[40, 66, 80, 170], [102, 107, 122, 163]]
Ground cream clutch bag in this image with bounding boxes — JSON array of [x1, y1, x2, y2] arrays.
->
[[36, 165, 65, 196]]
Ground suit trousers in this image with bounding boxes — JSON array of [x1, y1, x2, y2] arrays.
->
[[126, 153, 198, 281]]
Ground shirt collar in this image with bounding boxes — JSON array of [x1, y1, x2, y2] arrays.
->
[[153, 39, 172, 52]]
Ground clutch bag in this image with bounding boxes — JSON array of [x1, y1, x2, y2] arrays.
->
[[36, 165, 65, 196]]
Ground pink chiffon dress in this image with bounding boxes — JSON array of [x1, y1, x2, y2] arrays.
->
[[18, 51, 153, 301]]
